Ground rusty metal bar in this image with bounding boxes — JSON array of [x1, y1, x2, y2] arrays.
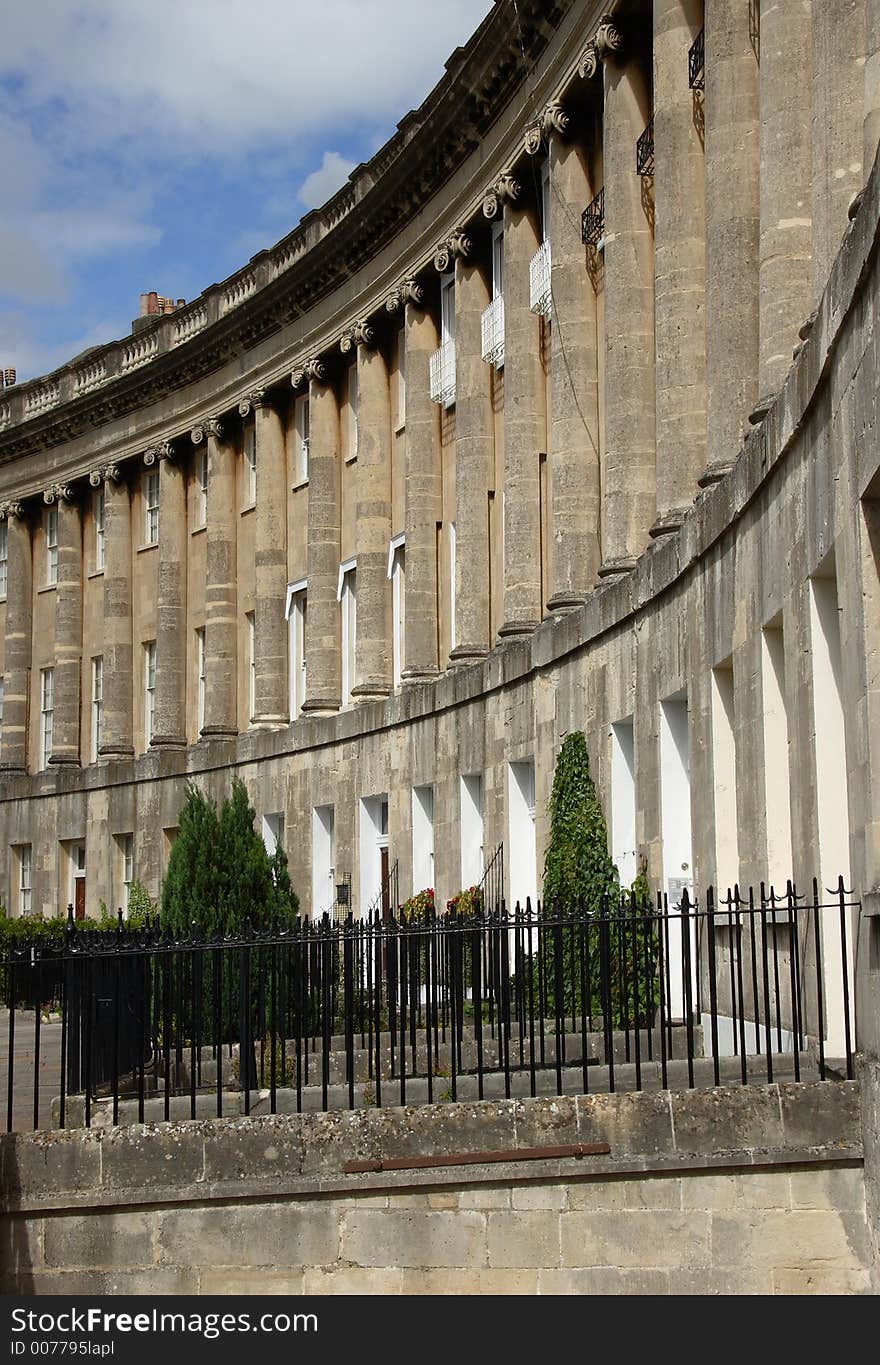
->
[[343, 1142, 612, 1174]]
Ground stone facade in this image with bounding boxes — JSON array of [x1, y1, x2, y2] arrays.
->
[[1, 0, 880, 1275]]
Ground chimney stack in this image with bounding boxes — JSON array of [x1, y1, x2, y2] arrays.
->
[[1, 368, 16, 388], [134, 292, 186, 334]]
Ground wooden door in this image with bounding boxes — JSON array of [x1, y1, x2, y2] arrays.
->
[[74, 877, 86, 921]]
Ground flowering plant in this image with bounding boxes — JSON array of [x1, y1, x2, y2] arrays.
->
[[398, 887, 435, 921], [445, 886, 484, 919]]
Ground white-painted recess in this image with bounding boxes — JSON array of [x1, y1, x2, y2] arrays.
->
[[761, 623, 793, 889], [508, 759, 537, 910], [809, 569, 853, 1055], [411, 786, 435, 893], [460, 774, 484, 889], [312, 805, 335, 919], [610, 719, 636, 888], [359, 795, 388, 917], [660, 696, 693, 1021], [710, 663, 739, 896]]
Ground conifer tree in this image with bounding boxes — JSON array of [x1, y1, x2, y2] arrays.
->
[[542, 731, 619, 911], [161, 782, 223, 935], [160, 777, 299, 934]]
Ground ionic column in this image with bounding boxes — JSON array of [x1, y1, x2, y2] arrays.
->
[[702, 0, 760, 477], [651, 0, 706, 534], [402, 289, 441, 681], [242, 390, 289, 726], [193, 418, 237, 738], [451, 244, 493, 658], [349, 324, 392, 698], [596, 20, 656, 576], [0, 502, 31, 774], [535, 107, 602, 605], [47, 486, 81, 766], [811, 0, 865, 305], [300, 362, 342, 713], [93, 464, 133, 757], [147, 442, 186, 750], [499, 195, 544, 632], [757, 0, 812, 405], [865, 0, 880, 173]]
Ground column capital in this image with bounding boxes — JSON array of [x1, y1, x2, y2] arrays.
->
[[143, 440, 176, 466], [578, 41, 600, 80], [190, 418, 224, 445], [88, 463, 121, 487], [433, 229, 472, 273], [524, 100, 570, 155], [43, 484, 74, 505], [482, 171, 521, 219], [0, 500, 24, 520], [340, 321, 376, 354], [594, 14, 624, 61], [238, 388, 270, 417], [291, 357, 328, 390], [385, 278, 424, 312]]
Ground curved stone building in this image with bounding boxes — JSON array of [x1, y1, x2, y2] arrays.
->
[[0, 0, 878, 1068]]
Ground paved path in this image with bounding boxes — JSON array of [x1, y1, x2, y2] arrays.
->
[[0, 1009, 63, 1132]]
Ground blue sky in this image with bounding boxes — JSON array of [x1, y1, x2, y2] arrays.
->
[[0, 0, 493, 383]]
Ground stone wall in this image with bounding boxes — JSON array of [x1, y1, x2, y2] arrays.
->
[[1, 1084, 871, 1295]]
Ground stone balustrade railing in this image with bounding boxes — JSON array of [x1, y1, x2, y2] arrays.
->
[[121, 332, 160, 373], [24, 381, 61, 418], [73, 359, 107, 396], [173, 302, 210, 347]]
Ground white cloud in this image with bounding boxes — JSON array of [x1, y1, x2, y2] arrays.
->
[[0, 0, 495, 377], [297, 151, 357, 209], [0, 1, 495, 159]]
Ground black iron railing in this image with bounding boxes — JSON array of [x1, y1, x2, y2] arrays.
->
[[689, 27, 705, 90], [637, 117, 654, 177], [581, 187, 605, 247], [477, 843, 504, 915], [1, 878, 856, 1133]]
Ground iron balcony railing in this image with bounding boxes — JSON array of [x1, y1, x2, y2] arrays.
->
[[582, 187, 605, 248], [1, 877, 856, 1133], [689, 27, 705, 90], [480, 295, 505, 368], [429, 340, 456, 408], [637, 117, 655, 177], [366, 858, 399, 921], [529, 240, 552, 318], [477, 842, 504, 913]]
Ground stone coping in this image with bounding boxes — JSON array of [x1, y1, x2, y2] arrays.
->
[[0, 1081, 862, 1215]]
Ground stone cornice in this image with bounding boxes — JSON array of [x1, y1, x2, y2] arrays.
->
[[0, 0, 572, 466]]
